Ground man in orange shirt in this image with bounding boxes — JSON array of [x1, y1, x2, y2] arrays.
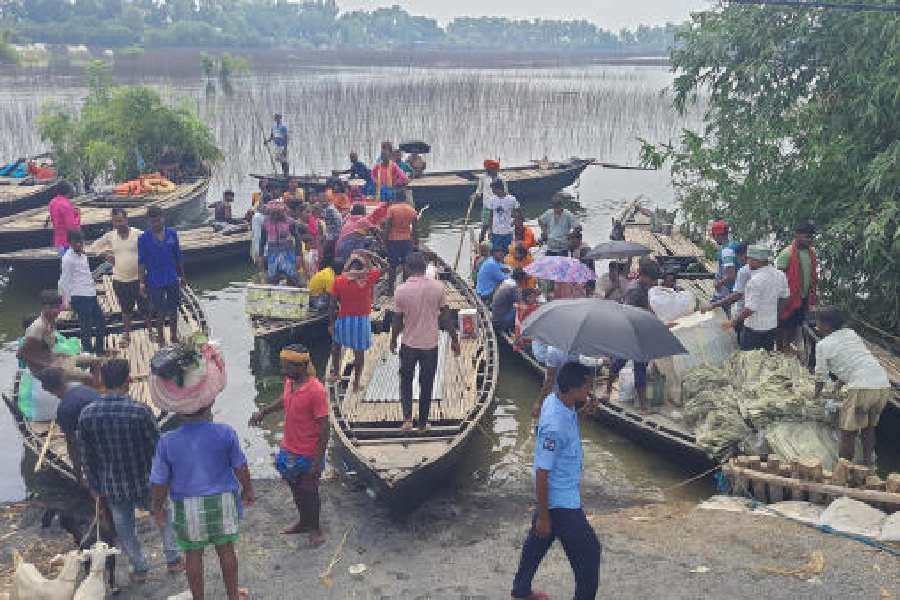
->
[[382, 196, 418, 295], [505, 243, 537, 289], [511, 216, 537, 252]]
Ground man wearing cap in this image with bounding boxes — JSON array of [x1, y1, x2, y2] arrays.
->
[[250, 344, 327, 546], [476, 160, 507, 236], [724, 245, 789, 351], [775, 222, 817, 352], [538, 199, 579, 257], [266, 113, 289, 177]]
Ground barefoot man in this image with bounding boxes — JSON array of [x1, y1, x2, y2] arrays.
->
[[88, 208, 141, 345], [328, 250, 385, 392], [250, 344, 327, 546]]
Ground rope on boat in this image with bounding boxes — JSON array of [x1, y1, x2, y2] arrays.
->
[[660, 465, 721, 493]]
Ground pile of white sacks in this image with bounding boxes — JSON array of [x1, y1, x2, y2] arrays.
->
[[699, 495, 900, 542]]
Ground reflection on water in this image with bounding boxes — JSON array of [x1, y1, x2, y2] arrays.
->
[[0, 63, 713, 503]]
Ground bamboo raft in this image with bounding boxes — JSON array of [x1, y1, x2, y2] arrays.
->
[[723, 455, 900, 512], [2, 277, 209, 484], [328, 250, 499, 508], [0, 177, 210, 252], [0, 225, 251, 275], [0, 177, 66, 218]]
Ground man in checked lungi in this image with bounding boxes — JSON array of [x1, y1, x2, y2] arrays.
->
[[250, 344, 329, 546], [150, 388, 256, 599]]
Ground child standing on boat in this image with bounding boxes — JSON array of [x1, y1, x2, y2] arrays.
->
[[328, 250, 385, 393]]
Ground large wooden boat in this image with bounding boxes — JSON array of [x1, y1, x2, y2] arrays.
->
[[254, 157, 594, 208], [0, 177, 210, 252], [0, 177, 67, 218], [327, 250, 499, 509], [0, 224, 251, 276], [2, 278, 209, 484]]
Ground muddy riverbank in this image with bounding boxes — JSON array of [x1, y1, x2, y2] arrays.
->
[[2, 476, 897, 599]]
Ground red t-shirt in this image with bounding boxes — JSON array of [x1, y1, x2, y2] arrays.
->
[[387, 203, 418, 241], [281, 377, 329, 457], [332, 269, 381, 317]]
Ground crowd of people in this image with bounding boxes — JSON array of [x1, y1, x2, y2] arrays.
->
[[13, 140, 895, 600]]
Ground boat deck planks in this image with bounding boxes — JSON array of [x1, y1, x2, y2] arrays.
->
[[0, 178, 57, 202]]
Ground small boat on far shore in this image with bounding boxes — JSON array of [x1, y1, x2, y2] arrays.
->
[[0, 176, 210, 253], [328, 249, 499, 509]]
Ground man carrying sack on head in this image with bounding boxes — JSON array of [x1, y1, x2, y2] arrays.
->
[[250, 344, 328, 547]]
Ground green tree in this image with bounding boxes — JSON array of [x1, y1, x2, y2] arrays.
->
[[39, 76, 221, 189], [643, 1, 899, 332]]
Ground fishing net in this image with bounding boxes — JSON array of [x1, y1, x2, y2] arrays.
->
[[682, 350, 841, 464]]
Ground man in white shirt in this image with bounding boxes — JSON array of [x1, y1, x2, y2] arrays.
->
[[483, 179, 520, 256], [88, 208, 140, 345], [59, 230, 106, 354], [723, 245, 788, 352], [813, 306, 891, 465], [476, 160, 508, 242]]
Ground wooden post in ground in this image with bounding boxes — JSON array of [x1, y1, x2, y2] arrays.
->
[[766, 455, 784, 502], [832, 459, 850, 487], [887, 474, 900, 494]]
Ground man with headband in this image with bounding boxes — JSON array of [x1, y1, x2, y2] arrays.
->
[[250, 343, 328, 546]]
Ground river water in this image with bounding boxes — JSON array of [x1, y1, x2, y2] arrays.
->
[[0, 61, 711, 504]]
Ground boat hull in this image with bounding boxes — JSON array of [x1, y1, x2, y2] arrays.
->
[[0, 179, 67, 218], [0, 177, 209, 253]]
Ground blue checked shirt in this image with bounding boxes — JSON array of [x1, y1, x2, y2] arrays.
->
[[78, 394, 159, 502], [322, 204, 342, 242]]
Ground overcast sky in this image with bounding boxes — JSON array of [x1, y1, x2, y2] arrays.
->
[[337, 1, 714, 30]]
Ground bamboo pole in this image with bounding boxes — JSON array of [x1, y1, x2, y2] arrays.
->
[[453, 193, 479, 271], [34, 420, 57, 473]]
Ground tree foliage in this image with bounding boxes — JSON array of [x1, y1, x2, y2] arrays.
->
[[644, 1, 899, 332], [38, 67, 222, 189], [0, 0, 678, 53]]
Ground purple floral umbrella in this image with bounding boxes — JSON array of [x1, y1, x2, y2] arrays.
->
[[524, 256, 597, 284]]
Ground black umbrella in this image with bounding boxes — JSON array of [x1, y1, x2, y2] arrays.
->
[[521, 299, 687, 362], [585, 240, 652, 260]]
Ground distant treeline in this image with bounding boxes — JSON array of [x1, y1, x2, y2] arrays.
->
[[0, 0, 679, 53]]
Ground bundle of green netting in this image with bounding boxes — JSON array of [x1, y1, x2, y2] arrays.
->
[[682, 350, 839, 464]]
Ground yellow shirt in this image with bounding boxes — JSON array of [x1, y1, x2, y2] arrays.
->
[[309, 267, 336, 296]]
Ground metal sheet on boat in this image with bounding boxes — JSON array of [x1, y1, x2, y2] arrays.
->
[[363, 333, 448, 402]]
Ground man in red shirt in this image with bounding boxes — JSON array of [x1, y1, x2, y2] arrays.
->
[[249, 344, 328, 546], [382, 196, 418, 295], [390, 252, 460, 432], [328, 250, 386, 392]]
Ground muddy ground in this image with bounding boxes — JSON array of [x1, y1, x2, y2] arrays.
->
[[1, 473, 898, 600]]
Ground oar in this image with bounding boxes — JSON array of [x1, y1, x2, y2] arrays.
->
[[34, 420, 57, 473], [590, 161, 657, 171], [249, 103, 278, 173], [453, 192, 479, 271]]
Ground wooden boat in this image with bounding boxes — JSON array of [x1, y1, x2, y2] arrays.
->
[[0, 177, 67, 218], [0, 224, 251, 276], [253, 157, 594, 208], [2, 278, 209, 484], [327, 250, 499, 508], [495, 326, 713, 467], [0, 177, 210, 253]]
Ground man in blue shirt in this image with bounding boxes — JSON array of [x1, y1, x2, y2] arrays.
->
[[512, 362, 601, 600], [266, 113, 289, 176], [476, 246, 510, 302], [42, 366, 100, 486], [139, 206, 185, 342], [710, 220, 742, 303], [348, 151, 372, 186]]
